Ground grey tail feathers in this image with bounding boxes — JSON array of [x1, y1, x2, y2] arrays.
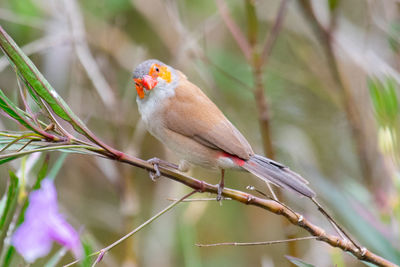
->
[[242, 154, 316, 198]]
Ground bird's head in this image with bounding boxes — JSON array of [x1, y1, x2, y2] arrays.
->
[[133, 59, 172, 99]]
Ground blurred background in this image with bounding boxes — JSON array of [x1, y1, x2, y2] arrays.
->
[[0, 0, 400, 266]]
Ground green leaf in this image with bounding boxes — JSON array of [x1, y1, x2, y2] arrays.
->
[[285, 256, 316, 267], [2, 246, 15, 267], [0, 144, 99, 165], [0, 156, 19, 165], [0, 172, 19, 229], [0, 172, 20, 262], [368, 77, 399, 127], [0, 89, 39, 133], [80, 241, 94, 267], [17, 72, 44, 109], [0, 27, 92, 138]]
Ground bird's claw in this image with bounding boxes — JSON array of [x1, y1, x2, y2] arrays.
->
[[217, 183, 223, 201], [147, 158, 161, 181]]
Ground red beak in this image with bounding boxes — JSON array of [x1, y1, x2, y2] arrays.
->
[[142, 75, 158, 90]]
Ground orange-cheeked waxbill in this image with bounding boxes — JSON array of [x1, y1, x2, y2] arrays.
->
[[133, 59, 315, 198]]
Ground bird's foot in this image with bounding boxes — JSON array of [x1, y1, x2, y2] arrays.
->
[[147, 157, 179, 181], [216, 169, 225, 201], [216, 183, 223, 201]]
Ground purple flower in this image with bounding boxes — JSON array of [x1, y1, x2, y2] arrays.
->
[[12, 179, 82, 263]]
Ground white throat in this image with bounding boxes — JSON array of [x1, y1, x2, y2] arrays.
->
[[136, 69, 179, 127]]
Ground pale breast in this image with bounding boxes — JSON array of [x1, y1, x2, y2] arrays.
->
[[136, 81, 175, 140]]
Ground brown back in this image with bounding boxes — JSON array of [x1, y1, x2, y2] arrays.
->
[[163, 71, 254, 160]]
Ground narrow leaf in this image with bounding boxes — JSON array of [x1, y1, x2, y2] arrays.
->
[[0, 144, 100, 165], [285, 256, 315, 267], [0, 156, 20, 165], [80, 241, 94, 267], [0, 172, 19, 228], [2, 246, 15, 267], [0, 27, 90, 137], [0, 89, 37, 132]]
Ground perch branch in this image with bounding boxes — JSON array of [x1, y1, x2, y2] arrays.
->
[[107, 151, 396, 267], [0, 122, 397, 266]]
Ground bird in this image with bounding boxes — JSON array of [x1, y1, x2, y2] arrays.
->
[[133, 59, 315, 200]]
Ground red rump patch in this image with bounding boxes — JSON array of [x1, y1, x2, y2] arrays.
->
[[220, 152, 245, 167]]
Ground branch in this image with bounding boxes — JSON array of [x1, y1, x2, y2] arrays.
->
[[109, 152, 396, 267], [215, 0, 252, 60], [0, 120, 397, 267], [0, 21, 397, 267], [260, 0, 289, 66], [196, 236, 317, 247]]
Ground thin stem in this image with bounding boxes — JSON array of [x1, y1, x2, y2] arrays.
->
[[0, 132, 396, 266], [0, 144, 102, 160], [265, 181, 278, 201], [201, 55, 252, 91], [196, 236, 317, 247], [64, 190, 197, 267], [17, 139, 34, 152], [215, 0, 252, 60], [0, 134, 41, 152], [311, 198, 361, 251], [167, 197, 232, 202], [40, 99, 75, 141], [17, 77, 39, 127], [260, 0, 289, 66], [112, 153, 395, 267]]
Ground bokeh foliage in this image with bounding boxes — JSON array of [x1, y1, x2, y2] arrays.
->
[[0, 0, 400, 266]]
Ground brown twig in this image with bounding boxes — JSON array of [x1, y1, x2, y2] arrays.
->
[[250, 0, 289, 159], [167, 197, 232, 202], [1, 116, 397, 266], [201, 54, 252, 91], [64, 190, 197, 267], [196, 236, 317, 247], [260, 0, 289, 66], [96, 151, 397, 267]]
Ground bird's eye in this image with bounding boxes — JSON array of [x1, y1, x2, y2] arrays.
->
[[155, 67, 160, 72]]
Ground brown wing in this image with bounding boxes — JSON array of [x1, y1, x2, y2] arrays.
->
[[163, 71, 254, 160]]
